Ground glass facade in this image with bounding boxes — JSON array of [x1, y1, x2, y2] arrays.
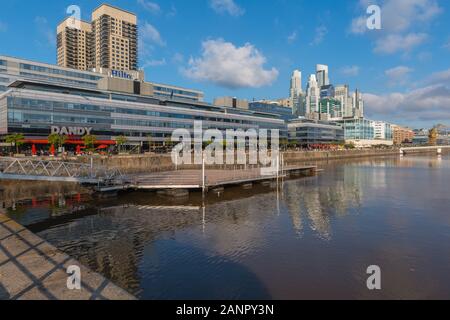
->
[[2, 82, 287, 143], [249, 102, 295, 121], [288, 120, 344, 145], [337, 118, 375, 140]]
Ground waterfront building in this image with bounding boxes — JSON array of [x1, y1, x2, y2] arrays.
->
[[336, 118, 393, 147], [213, 97, 249, 110], [316, 64, 329, 88], [392, 125, 414, 145], [249, 101, 296, 121], [0, 55, 204, 102], [288, 118, 344, 146], [372, 121, 393, 141], [0, 79, 286, 149], [57, 18, 94, 71]]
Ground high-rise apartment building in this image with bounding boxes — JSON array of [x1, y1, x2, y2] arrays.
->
[[316, 64, 329, 88], [352, 89, 364, 118], [92, 4, 138, 71], [334, 85, 353, 118], [57, 18, 94, 71], [57, 4, 138, 72]]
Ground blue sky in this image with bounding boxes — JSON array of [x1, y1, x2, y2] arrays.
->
[[0, 0, 449, 128]]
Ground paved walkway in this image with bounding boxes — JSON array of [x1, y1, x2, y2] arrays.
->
[[0, 212, 135, 300]]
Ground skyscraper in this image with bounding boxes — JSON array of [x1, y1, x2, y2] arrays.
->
[[316, 64, 329, 88], [305, 74, 319, 115], [334, 85, 352, 117], [57, 4, 138, 72], [290, 70, 303, 116], [353, 89, 364, 118], [57, 18, 94, 71], [92, 4, 138, 71]]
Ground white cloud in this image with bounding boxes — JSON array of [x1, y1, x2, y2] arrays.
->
[[374, 33, 427, 54], [0, 21, 7, 32], [182, 39, 278, 89], [137, 0, 161, 14], [140, 22, 166, 47], [172, 53, 184, 64], [209, 0, 245, 17], [385, 66, 414, 86], [287, 31, 298, 44], [143, 58, 166, 67], [350, 0, 442, 55], [365, 85, 450, 123], [311, 25, 327, 46], [340, 65, 360, 77]]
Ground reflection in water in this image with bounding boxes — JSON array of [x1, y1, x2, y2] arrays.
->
[[6, 154, 450, 299]]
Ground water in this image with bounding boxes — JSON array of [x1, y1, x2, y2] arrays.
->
[[5, 154, 450, 299]]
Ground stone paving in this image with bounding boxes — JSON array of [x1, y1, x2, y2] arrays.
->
[[0, 212, 135, 300]]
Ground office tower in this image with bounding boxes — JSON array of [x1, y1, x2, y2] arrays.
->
[[316, 64, 329, 88], [92, 4, 138, 71], [290, 70, 303, 116], [57, 18, 94, 71], [305, 74, 319, 115], [353, 89, 364, 118], [334, 85, 352, 118]]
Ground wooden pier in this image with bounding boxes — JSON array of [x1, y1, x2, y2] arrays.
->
[[97, 165, 317, 193]]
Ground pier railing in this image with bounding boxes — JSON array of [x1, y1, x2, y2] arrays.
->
[[0, 157, 124, 184]]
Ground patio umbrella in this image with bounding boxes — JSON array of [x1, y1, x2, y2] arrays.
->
[[31, 144, 37, 156], [50, 144, 55, 156]]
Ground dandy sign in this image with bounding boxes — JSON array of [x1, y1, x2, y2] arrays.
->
[[51, 126, 93, 136]]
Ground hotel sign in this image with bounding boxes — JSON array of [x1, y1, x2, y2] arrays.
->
[[51, 126, 93, 136], [111, 70, 133, 80]]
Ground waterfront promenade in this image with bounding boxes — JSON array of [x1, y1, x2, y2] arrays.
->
[[0, 210, 135, 300]]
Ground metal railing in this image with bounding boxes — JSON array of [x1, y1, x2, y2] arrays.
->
[[0, 157, 124, 184]]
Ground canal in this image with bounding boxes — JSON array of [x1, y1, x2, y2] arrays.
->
[[4, 154, 450, 299]]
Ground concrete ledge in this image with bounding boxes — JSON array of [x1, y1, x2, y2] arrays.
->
[[0, 212, 135, 300]]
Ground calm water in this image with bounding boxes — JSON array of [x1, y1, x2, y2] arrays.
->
[[6, 154, 450, 299]]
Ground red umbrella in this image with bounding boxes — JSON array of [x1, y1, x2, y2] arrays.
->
[[31, 144, 37, 156], [76, 145, 81, 155], [50, 144, 55, 156], [96, 144, 109, 150]]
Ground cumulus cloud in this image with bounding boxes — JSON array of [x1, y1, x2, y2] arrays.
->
[[385, 66, 414, 86], [210, 0, 245, 17], [364, 68, 450, 124], [350, 0, 442, 55], [182, 39, 279, 89], [137, 0, 161, 14], [140, 22, 166, 47], [340, 65, 360, 77], [374, 33, 427, 54]]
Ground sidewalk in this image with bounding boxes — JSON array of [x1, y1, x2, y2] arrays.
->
[[0, 211, 135, 300]]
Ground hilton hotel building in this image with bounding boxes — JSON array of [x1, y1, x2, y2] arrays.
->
[[0, 56, 286, 148]]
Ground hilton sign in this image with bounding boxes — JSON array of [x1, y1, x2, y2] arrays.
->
[[51, 126, 93, 136]]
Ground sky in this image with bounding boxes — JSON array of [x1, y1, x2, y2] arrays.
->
[[0, 0, 449, 128]]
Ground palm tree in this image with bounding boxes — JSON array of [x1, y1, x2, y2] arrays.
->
[[48, 134, 67, 151], [115, 135, 128, 153], [5, 133, 25, 154], [82, 134, 97, 152]]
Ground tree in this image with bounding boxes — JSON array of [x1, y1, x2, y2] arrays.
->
[[82, 134, 97, 151], [5, 133, 25, 154], [115, 135, 128, 153], [48, 133, 67, 150], [428, 128, 438, 146]]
